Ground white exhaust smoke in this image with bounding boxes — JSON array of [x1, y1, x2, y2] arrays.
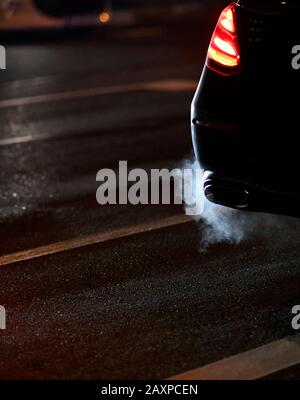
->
[[182, 158, 290, 250]]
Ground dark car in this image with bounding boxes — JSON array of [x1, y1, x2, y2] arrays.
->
[[191, 0, 300, 217]]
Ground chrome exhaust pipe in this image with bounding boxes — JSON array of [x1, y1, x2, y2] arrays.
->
[[204, 172, 250, 209]]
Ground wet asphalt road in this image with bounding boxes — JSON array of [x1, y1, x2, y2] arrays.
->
[[0, 1, 300, 380]]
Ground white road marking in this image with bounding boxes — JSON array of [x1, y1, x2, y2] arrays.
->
[[167, 334, 300, 380], [0, 214, 191, 267], [0, 133, 49, 146], [0, 79, 196, 146], [0, 79, 196, 109]]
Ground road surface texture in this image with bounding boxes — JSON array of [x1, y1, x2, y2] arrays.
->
[[0, 0, 300, 380]]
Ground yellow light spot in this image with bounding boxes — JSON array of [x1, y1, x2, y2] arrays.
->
[[99, 12, 111, 24]]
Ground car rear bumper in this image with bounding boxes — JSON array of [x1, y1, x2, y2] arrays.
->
[[202, 170, 300, 217], [191, 103, 300, 217]]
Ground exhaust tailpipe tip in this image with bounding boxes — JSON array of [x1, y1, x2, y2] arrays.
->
[[204, 184, 250, 209]]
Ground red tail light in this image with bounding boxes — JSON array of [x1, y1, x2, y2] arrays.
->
[[207, 3, 240, 75]]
